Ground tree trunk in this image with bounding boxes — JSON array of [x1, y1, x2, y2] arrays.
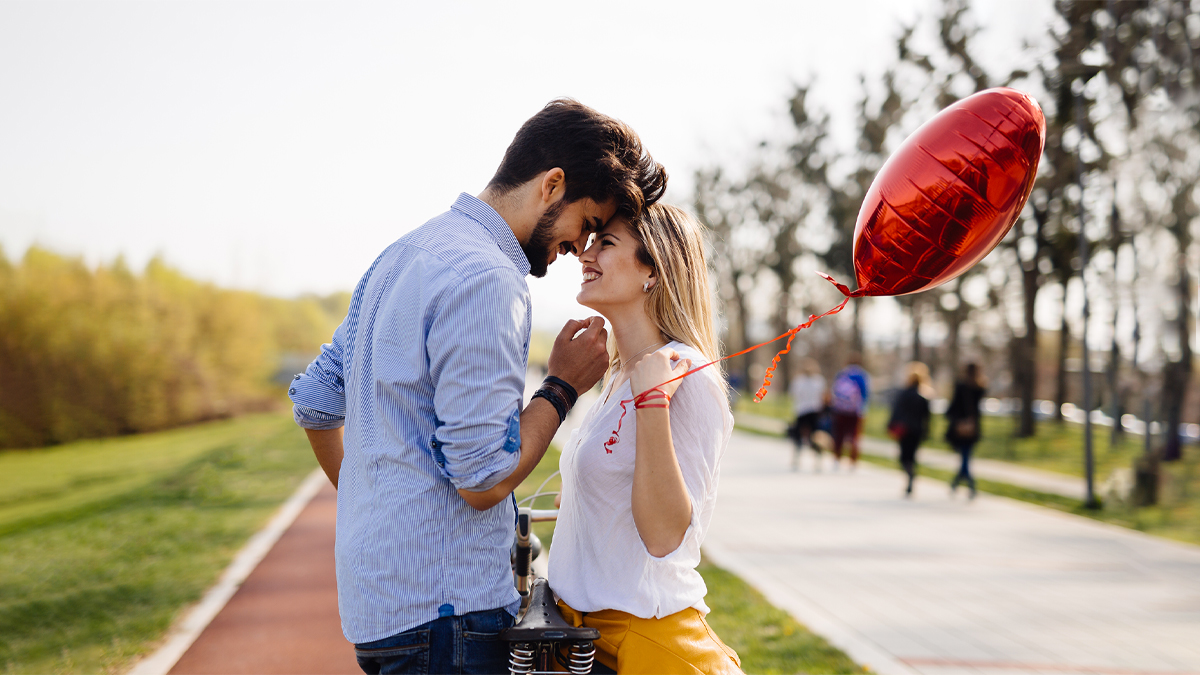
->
[[1109, 192, 1124, 445], [1161, 259, 1193, 461], [773, 283, 794, 393], [730, 272, 753, 394], [1016, 263, 1039, 437], [945, 294, 964, 384], [1109, 336, 1123, 445], [851, 299, 864, 354], [910, 297, 922, 365]]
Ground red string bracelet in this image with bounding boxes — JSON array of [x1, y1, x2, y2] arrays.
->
[[633, 387, 671, 410]]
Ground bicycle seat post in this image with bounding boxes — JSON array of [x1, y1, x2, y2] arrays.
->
[[514, 507, 533, 601]]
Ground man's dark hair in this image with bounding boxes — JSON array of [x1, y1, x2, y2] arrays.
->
[[487, 99, 667, 217]]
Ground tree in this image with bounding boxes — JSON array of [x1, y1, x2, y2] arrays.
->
[[695, 167, 757, 392]]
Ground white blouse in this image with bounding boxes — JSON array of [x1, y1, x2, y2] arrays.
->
[[547, 342, 734, 619]]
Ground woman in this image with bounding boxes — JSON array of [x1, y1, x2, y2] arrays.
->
[[788, 358, 827, 471], [888, 362, 932, 497], [945, 362, 987, 498], [547, 203, 742, 674]]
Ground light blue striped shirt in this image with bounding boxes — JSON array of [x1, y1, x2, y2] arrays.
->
[[289, 193, 528, 643]]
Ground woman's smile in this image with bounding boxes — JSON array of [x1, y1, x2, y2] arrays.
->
[[582, 266, 602, 284]]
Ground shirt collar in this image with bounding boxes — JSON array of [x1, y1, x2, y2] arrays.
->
[[451, 193, 531, 277]]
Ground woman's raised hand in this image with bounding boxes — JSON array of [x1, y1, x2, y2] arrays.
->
[[628, 348, 691, 400]]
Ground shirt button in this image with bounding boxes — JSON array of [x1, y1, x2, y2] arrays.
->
[[289, 388, 296, 395], [294, 374, 301, 380]]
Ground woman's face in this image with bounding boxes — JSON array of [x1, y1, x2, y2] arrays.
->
[[576, 217, 655, 317]]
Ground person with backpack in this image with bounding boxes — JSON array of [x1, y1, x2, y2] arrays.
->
[[828, 352, 870, 469]]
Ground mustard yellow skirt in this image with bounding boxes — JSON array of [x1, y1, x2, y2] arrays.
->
[[557, 601, 743, 674]]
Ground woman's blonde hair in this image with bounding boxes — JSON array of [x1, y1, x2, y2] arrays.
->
[[612, 203, 722, 374], [904, 361, 935, 398]]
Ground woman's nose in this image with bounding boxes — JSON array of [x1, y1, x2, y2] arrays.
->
[[579, 241, 598, 261]]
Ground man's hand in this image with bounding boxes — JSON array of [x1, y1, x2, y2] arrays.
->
[[547, 317, 609, 394]]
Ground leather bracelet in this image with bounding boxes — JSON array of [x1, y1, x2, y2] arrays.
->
[[542, 376, 579, 406], [532, 387, 569, 423], [541, 381, 574, 410]]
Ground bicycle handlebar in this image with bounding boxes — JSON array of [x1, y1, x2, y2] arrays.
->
[[527, 509, 558, 523]]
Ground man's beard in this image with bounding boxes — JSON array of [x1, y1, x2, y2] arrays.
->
[[522, 200, 565, 278]]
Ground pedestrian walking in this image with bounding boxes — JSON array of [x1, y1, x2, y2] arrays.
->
[[788, 358, 826, 471], [829, 352, 870, 470], [946, 362, 987, 499], [888, 362, 932, 497]]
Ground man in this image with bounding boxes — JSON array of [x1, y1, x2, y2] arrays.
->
[[288, 99, 666, 674], [828, 351, 870, 469]]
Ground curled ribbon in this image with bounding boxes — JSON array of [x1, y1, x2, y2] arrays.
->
[[601, 273, 868, 453]]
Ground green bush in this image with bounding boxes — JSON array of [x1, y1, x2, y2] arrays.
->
[[0, 246, 348, 448]]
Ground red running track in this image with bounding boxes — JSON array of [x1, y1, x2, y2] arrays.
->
[[170, 482, 358, 674]]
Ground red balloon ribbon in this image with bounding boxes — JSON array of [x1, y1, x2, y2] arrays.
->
[[602, 273, 863, 453]]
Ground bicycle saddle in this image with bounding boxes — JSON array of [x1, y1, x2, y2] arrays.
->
[[501, 578, 600, 642]]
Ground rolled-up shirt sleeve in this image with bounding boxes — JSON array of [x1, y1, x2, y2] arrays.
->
[[426, 268, 528, 492], [289, 317, 349, 430]]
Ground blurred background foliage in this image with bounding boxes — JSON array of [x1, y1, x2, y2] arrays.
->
[[0, 245, 348, 449]]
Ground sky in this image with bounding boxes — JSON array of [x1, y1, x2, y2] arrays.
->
[[0, 0, 1054, 331]]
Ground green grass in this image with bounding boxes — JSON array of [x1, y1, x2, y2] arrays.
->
[[699, 559, 865, 674], [738, 395, 1200, 546], [858, 404, 1150, 480], [0, 411, 318, 674], [519, 446, 863, 673]]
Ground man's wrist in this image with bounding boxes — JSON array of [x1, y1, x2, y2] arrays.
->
[[532, 386, 570, 423], [542, 375, 579, 406]]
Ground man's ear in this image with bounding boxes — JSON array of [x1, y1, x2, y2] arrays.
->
[[539, 168, 566, 206]]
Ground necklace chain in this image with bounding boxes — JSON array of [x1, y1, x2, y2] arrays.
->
[[617, 340, 666, 371]]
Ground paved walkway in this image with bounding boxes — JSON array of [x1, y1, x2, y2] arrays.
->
[[736, 412, 1087, 499], [703, 430, 1200, 675]]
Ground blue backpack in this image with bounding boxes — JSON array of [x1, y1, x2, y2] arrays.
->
[[830, 372, 864, 414]]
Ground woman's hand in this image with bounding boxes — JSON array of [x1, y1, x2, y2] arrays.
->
[[628, 349, 691, 400]]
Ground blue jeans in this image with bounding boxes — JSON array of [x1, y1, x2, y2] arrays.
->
[[354, 608, 515, 674], [952, 442, 976, 490]]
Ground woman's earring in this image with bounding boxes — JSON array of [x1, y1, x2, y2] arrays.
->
[[643, 281, 651, 293]]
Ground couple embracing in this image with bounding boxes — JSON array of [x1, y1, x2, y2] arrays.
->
[[289, 100, 742, 674]]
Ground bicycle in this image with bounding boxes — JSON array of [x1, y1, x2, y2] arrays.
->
[[502, 473, 599, 674]]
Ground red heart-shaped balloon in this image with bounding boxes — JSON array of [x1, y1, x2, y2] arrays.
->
[[851, 87, 1046, 296]]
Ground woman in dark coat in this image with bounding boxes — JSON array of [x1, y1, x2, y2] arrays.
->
[[888, 362, 932, 497], [945, 362, 987, 498]]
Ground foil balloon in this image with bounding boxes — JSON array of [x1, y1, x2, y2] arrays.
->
[[849, 87, 1046, 296], [604, 88, 1046, 440]]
